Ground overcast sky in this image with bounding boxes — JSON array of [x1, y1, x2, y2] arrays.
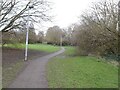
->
[[50, 0, 97, 28], [34, 0, 98, 33], [34, 0, 118, 33]]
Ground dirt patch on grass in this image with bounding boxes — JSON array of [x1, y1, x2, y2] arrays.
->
[[2, 47, 49, 67]]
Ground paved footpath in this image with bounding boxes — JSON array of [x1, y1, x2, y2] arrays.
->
[[9, 47, 65, 88]]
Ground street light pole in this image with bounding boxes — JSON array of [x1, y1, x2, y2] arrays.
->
[[24, 2, 33, 61], [25, 7, 30, 61]]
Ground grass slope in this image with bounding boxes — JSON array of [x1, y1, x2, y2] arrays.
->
[[4, 44, 60, 53], [47, 46, 118, 88]]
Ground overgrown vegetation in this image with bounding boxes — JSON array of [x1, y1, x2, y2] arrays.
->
[[72, 0, 119, 60], [47, 46, 118, 88]]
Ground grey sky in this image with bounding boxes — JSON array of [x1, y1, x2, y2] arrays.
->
[[34, 0, 119, 33], [34, 0, 98, 33]]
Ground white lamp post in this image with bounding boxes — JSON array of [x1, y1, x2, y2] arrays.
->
[[24, 1, 33, 61]]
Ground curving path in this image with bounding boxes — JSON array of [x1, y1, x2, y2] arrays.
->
[[9, 47, 65, 88]]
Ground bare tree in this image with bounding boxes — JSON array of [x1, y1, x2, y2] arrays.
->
[[37, 31, 44, 43], [74, 0, 118, 59], [0, 0, 52, 32], [45, 26, 64, 45]]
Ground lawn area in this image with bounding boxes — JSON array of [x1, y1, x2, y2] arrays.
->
[[28, 44, 60, 53], [4, 43, 60, 53], [47, 46, 118, 88]]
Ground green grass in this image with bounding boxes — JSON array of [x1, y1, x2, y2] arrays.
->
[[4, 43, 60, 53], [28, 44, 60, 53], [47, 46, 118, 88], [64, 46, 76, 56]]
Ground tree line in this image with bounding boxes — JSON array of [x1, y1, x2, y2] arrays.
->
[[1, 0, 119, 60]]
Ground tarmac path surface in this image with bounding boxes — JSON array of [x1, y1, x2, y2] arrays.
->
[[9, 47, 65, 88]]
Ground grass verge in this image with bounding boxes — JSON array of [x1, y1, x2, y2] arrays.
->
[[46, 46, 118, 88], [4, 43, 60, 53]]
